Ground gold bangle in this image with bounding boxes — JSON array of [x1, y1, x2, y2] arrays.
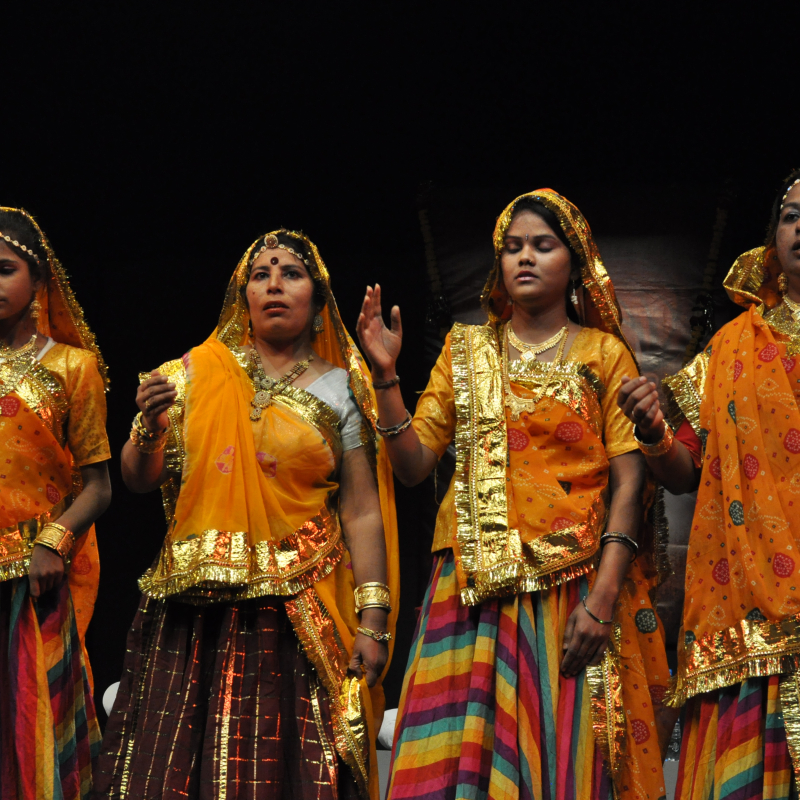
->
[[34, 522, 75, 560], [130, 412, 167, 453], [376, 411, 413, 437], [634, 423, 674, 457], [354, 582, 392, 614], [357, 626, 392, 643]]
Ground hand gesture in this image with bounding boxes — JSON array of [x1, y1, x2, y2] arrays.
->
[[349, 633, 388, 688], [356, 284, 402, 377], [136, 370, 177, 434], [617, 375, 666, 443], [28, 544, 65, 598]]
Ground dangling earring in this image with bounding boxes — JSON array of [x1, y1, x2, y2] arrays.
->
[[779, 273, 789, 294], [247, 318, 254, 340], [570, 279, 579, 306], [313, 314, 324, 334], [30, 297, 41, 323]]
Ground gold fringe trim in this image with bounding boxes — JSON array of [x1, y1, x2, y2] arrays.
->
[[586, 624, 626, 790], [0, 555, 32, 583], [286, 588, 371, 800], [780, 673, 800, 783], [662, 349, 709, 436], [460, 556, 595, 606]]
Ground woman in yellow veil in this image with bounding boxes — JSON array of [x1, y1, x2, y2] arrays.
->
[[358, 190, 671, 800], [93, 229, 399, 800], [0, 207, 112, 800]]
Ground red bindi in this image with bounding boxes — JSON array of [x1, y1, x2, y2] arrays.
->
[[270, 257, 279, 265]]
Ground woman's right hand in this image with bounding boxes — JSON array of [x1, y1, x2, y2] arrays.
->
[[136, 370, 177, 434], [617, 375, 666, 443], [356, 284, 402, 377]]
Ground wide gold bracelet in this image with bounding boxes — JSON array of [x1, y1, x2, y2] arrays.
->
[[130, 412, 167, 453], [357, 626, 392, 643], [634, 423, 674, 457], [354, 581, 392, 613], [34, 522, 75, 560]]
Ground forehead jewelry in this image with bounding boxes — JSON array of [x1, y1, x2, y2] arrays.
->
[[0, 231, 41, 263], [781, 178, 800, 210], [250, 233, 312, 267]]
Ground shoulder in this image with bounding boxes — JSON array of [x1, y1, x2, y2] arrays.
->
[[573, 327, 636, 374], [40, 344, 103, 387]]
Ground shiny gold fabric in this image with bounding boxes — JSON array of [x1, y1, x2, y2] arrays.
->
[[662, 348, 711, 434], [723, 245, 785, 310], [480, 189, 633, 357]]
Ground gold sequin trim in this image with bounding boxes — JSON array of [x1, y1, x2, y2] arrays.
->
[[667, 613, 800, 707], [662, 349, 709, 435], [780, 673, 800, 783], [138, 508, 344, 603], [0, 498, 69, 581]]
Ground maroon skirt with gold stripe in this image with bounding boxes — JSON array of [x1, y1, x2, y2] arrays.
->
[[92, 595, 359, 799]]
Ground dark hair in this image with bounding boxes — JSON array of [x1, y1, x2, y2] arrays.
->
[[765, 167, 800, 246], [507, 198, 581, 321], [244, 230, 327, 312], [0, 210, 45, 282]]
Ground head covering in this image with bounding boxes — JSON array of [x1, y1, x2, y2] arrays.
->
[[215, 228, 377, 431], [480, 188, 632, 354], [0, 206, 108, 388], [722, 245, 783, 309]]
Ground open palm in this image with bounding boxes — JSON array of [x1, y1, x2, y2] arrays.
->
[[356, 284, 402, 373]]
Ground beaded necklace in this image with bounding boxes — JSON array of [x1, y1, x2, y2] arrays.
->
[[249, 347, 314, 421]]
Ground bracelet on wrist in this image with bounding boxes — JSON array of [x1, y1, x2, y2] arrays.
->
[[130, 412, 167, 453], [376, 410, 413, 438], [582, 596, 613, 625], [373, 375, 400, 390], [354, 582, 392, 614], [34, 522, 75, 561], [357, 626, 392, 643], [634, 423, 674, 457], [599, 531, 638, 561]]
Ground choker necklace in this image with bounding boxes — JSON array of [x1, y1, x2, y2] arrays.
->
[[507, 324, 568, 363], [784, 294, 800, 319], [249, 348, 314, 421], [0, 332, 38, 360]]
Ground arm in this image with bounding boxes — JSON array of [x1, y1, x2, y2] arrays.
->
[[121, 371, 177, 493], [356, 284, 438, 486], [338, 446, 390, 687], [29, 461, 112, 598], [560, 451, 645, 677], [616, 375, 700, 494]]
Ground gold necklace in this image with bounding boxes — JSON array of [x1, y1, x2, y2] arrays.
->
[[507, 323, 568, 363], [0, 332, 38, 360], [249, 348, 314, 421], [503, 323, 569, 420], [784, 294, 800, 319]]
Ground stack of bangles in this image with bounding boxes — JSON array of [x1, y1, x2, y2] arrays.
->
[[34, 521, 75, 561], [599, 531, 638, 561], [376, 410, 413, 437], [130, 412, 167, 453], [633, 423, 674, 457], [354, 581, 393, 643]]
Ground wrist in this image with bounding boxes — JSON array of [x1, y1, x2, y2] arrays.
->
[[359, 607, 389, 629], [634, 420, 666, 445], [371, 365, 398, 383]]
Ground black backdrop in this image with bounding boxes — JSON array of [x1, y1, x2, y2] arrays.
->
[[4, 2, 799, 716]]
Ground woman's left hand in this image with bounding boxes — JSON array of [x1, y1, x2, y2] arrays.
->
[[349, 633, 389, 687], [28, 544, 65, 598], [560, 597, 614, 677]]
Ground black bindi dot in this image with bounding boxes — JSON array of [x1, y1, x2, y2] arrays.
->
[[270, 257, 279, 265]]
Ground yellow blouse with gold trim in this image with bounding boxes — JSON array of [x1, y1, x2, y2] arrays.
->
[[0, 343, 110, 629], [413, 322, 642, 606]]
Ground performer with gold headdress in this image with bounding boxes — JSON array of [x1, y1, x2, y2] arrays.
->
[[0, 208, 111, 800], [357, 190, 670, 800], [618, 169, 800, 798], [93, 230, 399, 800]]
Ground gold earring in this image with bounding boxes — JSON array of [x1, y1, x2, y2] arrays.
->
[[570, 280, 579, 306], [30, 297, 41, 323], [779, 273, 789, 294], [313, 314, 324, 334]]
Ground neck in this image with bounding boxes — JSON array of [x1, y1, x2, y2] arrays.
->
[[0, 311, 36, 350], [786, 282, 800, 305], [252, 332, 314, 375], [509, 301, 570, 342]]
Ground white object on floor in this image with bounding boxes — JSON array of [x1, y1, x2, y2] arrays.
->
[[663, 759, 679, 800], [102, 682, 120, 717], [378, 708, 398, 749], [377, 749, 391, 800]]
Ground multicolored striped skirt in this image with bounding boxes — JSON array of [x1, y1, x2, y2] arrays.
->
[[675, 676, 799, 800], [388, 551, 668, 800], [0, 577, 100, 800]]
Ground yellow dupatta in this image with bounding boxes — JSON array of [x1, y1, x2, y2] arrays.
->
[[138, 230, 399, 800], [0, 207, 108, 643]]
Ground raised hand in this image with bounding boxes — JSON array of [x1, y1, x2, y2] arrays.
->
[[356, 284, 402, 376], [137, 370, 177, 434], [617, 375, 666, 443]]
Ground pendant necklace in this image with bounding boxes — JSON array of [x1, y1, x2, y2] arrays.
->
[[507, 323, 568, 363], [0, 333, 39, 395], [249, 347, 314, 421]]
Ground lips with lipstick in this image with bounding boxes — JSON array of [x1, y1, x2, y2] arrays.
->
[[263, 301, 289, 313], [514, 269, 537, 282]]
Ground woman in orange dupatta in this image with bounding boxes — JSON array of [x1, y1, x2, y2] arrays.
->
[[358, 190, 671, 800], [93, 229, 399, 800], [0, 207, 112, 800], [617, 169, 800, 799]]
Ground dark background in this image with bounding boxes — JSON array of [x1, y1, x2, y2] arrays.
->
[[4, 2, 799, 717]]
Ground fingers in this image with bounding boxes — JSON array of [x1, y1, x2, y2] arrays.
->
[[29, 573, 40, 598], [390, 305, 402, 339], [587, 641, 609, 667]]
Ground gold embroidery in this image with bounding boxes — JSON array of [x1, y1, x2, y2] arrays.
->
[[663, 349, 710, 434], [779, 672, 800, 783]]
